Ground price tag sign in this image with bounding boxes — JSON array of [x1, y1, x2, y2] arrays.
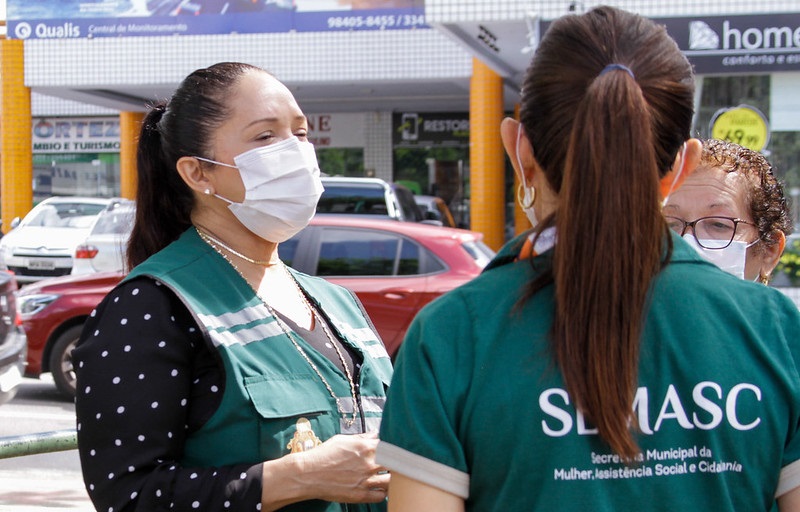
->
[[709, 105, 770, 152]]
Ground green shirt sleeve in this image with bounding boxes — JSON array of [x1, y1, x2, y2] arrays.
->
[[377, 290, 474, 498]]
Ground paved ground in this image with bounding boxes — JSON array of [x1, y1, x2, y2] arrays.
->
[[0, 470, 92, 511], [0, 377, 92, 511]]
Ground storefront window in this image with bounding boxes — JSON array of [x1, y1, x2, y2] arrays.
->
[[394, 147, 472, 228], [696, 75, 800, 224], [33, 153, 120, 204], [317, 148, 365, 177]]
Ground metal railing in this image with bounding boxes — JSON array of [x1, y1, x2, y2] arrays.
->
[[0, 429, 77, 459]]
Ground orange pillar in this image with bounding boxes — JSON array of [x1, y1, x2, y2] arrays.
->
[[0, 39, 33, 232], [469, 57, 505, 251], [119, 111, 144, 199]]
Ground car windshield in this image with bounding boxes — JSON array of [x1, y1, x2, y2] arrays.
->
[[24, 202, 106, 228]]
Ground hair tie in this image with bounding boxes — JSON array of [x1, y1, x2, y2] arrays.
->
[[599, 63, 635, 79]]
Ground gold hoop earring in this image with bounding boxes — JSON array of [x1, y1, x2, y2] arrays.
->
[[758, 272, 770, 285], [517, 183, 535, 209]]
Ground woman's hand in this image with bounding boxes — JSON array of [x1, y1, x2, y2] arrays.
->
[[295, 431, 389, 503], [261, 431, 389, 510]]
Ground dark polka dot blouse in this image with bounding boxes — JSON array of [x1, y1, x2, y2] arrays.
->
[[73, 277, 263, 511]]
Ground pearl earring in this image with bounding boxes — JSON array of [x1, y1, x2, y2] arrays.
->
[[204, 188, 212, 195]]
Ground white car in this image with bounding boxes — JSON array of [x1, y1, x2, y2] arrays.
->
[[0, 196, 116, 283], [71, 200, 135, 276]]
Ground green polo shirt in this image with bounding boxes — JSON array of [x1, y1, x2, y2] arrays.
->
[[378, 232, 800, 511]]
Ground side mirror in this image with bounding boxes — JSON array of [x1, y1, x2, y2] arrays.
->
[[9, 217, 20, 230]]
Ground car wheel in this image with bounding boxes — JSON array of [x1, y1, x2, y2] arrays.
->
[[49, 325, 82, 400]]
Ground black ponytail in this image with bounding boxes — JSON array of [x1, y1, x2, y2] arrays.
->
[[126, 103, 194, 268]]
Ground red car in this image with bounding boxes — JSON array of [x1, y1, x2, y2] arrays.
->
[[18, 215, 494, 398]]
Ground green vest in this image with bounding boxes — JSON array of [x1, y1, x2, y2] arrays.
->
[[128, 229, 392, 512]]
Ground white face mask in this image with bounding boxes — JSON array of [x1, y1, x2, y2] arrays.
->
[[196, 137, 324, 243], [681, 234, 756, 279], [516, 124, 537, 227]]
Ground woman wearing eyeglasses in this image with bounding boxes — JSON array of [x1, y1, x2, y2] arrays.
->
[[376, 7, 800, 512], [663, 138, 793, 283]]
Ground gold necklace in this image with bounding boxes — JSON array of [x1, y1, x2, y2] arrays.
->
[[196, 227, 278, 266], [197, 227, 360, 427]]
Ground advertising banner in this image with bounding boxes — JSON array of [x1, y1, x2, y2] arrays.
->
[[709, 105, 770, 152], [659, 12, 800, 74], [7, 0, 426, 40], [308, 113, 366, 148], [33, 117, 120, 154]]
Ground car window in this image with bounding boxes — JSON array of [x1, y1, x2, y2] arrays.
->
[[397, 238, 423, 275], [317, 186, 388, 215], [25, 202, 107, 228], [315, 228, 442, 277], [393, 186, 423, 222], [318, 229, 396, 276]]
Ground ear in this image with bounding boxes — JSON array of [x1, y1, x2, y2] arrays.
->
[[176, 156, 214, 195], [659, 138, 702, 200], [760, 230, 786, 277], [500, 117, 535, 186]]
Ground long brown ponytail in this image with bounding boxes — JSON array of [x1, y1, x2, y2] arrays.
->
[[519, 6, 695, 460]]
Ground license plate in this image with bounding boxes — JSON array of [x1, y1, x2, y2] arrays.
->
[[28, 258, 56, 270]]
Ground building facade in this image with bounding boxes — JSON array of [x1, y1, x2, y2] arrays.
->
[[3, 0, 800, 248]]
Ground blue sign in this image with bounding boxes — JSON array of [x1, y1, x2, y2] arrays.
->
[[7, 0, 427, 39]]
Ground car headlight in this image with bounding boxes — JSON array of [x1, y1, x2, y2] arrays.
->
[[17, 293, 61, 318]]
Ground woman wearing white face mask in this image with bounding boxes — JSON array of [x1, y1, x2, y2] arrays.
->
[[663, 138, 793, 283], [377, 7, 800, 512], [73, 62, 392, 512]]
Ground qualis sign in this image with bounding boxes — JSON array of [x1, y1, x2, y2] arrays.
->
[[661, 13, 800, 73]]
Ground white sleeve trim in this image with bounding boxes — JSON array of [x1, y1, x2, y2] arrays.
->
[[776, 459, 800, 497], [376, 441, 470, 499]]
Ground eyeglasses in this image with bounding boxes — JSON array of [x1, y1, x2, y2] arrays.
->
[[665, 216, 757, 250]]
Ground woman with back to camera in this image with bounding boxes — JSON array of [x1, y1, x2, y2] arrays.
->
[[376, 7, 800, 511], [73, 62, 392, 512], [664, 138, 793, 284]]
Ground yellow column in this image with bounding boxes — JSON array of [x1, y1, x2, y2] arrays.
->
[[119, 112, 144, 199], [469, 57, 505, 251], [0, 39, 32, 233]]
